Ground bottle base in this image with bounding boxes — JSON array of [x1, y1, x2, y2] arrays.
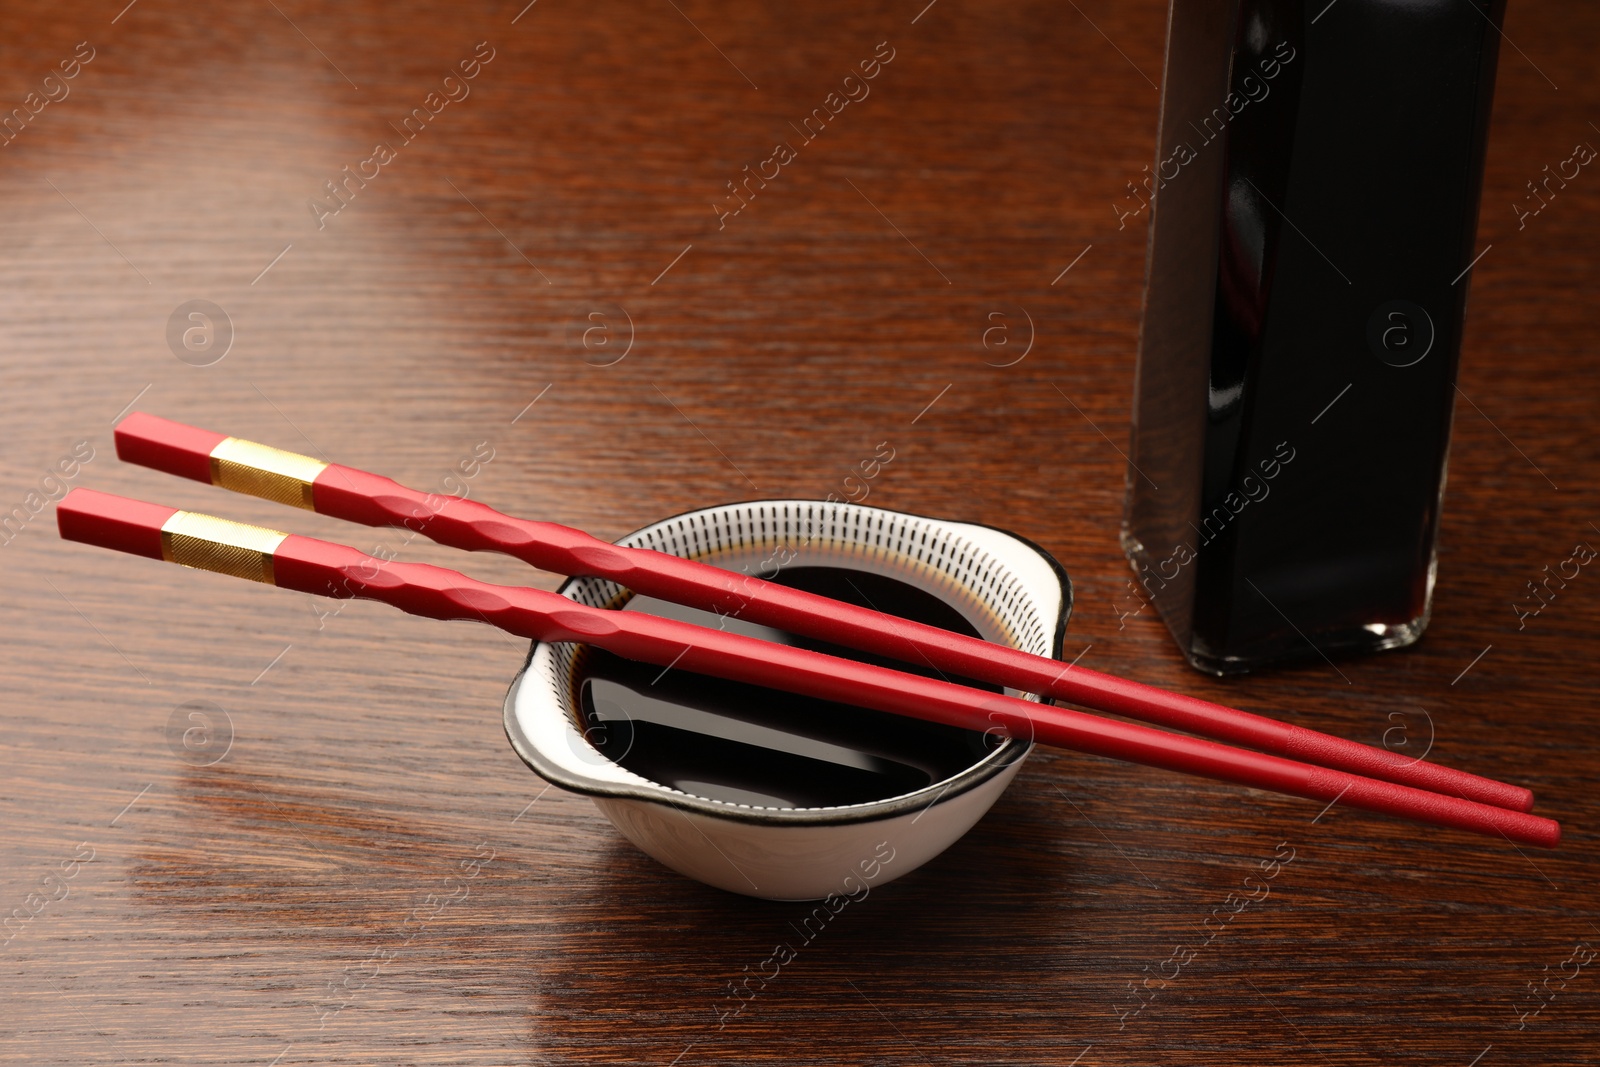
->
[[1184, 613, 1431, 677]]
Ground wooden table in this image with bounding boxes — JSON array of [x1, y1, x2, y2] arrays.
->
[[3, 1, 1597, 1063]]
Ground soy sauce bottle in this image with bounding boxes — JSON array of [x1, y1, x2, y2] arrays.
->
[[1122, 0, 1505, 674]]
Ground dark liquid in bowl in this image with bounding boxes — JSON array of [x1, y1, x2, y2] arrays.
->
[[576, 566, 1001, 808]]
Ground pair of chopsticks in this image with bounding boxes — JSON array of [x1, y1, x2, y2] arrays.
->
[[55, 413, 1559, 848]]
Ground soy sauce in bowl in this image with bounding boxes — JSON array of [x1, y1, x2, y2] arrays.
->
[[575, 566, 1001, 809]]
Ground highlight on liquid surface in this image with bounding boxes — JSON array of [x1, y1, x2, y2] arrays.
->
[[575, 566, 1003, 809]]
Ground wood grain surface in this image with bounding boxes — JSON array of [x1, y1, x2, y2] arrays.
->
[[3, 1, 1598, 1064]]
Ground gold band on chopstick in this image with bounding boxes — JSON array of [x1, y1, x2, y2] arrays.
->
[[209, 437, 327, 509], [160, 511, 289, 585]]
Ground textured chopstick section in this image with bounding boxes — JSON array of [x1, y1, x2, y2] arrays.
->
[[116, 411, 326, 508], [159, 510, 288, 584], [58, 489, 288, 583], [208, 437, 326, 509]]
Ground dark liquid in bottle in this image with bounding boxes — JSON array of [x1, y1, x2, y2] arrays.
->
[[1185, 0, 1469, 667], [575, 566, 1000, 808], [1124, 0, 1500, 673]]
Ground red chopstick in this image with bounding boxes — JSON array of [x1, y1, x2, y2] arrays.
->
[[56, 488, 1560, 848], [112, 412, 1537, 813]]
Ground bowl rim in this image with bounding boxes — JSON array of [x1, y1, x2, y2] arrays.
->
[[501, 498, 1072, 826]]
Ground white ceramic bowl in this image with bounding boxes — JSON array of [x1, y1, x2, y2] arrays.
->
[[502, 500, 1070, 901]]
